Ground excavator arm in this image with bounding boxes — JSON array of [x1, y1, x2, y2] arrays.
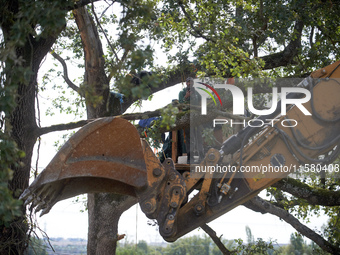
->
[[21, 60, 340, 242]]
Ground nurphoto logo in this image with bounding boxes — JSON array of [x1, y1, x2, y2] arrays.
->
[[193, 80, 311, 116]]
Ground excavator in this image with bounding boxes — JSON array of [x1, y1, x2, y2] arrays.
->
[[20, 60, 340, 242]]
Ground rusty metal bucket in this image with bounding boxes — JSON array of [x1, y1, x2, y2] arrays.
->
[[21, 117, 148, 215]]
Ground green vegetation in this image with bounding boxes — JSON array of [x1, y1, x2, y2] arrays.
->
[[25, 238, 48, 255], [1, 0, 340, 253], [25, 228, 332, 255], [114, 233, 329, 255]]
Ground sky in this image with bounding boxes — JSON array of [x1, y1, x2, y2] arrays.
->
[[31, 78, 328, 246]]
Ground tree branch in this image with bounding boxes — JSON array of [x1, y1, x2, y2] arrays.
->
[[246, 196, 340, 254], [51, 52, 82, 95], [36, 106, 166, 137], [178, 2, 304, 71], [201, 224, 233, 255], [261, 20, 304, 69], [90, 1, 119, 62], [177, 1, 215, 42], [36, 101, 247, 137], [272, 177, 340, 206], [316, 25, 340, 48], [35, 105, 174, 137], [37, 119, 93, 136], [121, 63, 197, 112]]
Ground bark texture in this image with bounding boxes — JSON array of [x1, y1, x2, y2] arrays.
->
[[0, 1, 62, 253], [87, 194, 137, 254], [272, 177, 340, 206], [73, 7, 138, 255]]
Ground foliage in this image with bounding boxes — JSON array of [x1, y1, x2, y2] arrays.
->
[[0, 4, 28, 226], [26, 237, 48, 255], [266, 172, 340, 247], [24, 234, 334, 255], [139, 104, 180, 149], [160, 104, 179, 130], [117, 240, 153, 255], [0, 0, 81, 252], [202, 127, 217, 146], [159, 0, 340, 78], [117, 233, 331, 255], [53, 131, 77, 151], [276, 233, 330, 255], [47, 0, 161, 114], [233, 238, 276, 255], [322, 207, 340, 248], [164, 235, 211, 255], [0, 65, 24, 224], [0, 136, 23, 226]]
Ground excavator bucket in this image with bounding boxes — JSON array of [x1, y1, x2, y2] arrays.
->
[[21, 117, 148, 216]]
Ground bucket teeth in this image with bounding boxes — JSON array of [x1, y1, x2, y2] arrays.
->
[[23, 194, 34, 207], [30, 196, 41, 209], [19, 188, 31, 201], [21, 183, 56, 215], [40, 207, 52, 217], [35, 201, 46, 213]]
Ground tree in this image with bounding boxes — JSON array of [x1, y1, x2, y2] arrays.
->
[[137, 240, 149, 254], [0, 1, 83, 253], [2, 0, 340, 254], [50, 2, 194, 253], [159, 0, 340, 254], [1, 0, 192, 253], [277, 232, 331, 255]]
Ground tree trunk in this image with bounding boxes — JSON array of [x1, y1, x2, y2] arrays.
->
[[0, 1, 64, 252], [1, 75, 37, 254], [1, 37, 57, 254], [87, 194, 137, 254], [73, 7, 137, 255]]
